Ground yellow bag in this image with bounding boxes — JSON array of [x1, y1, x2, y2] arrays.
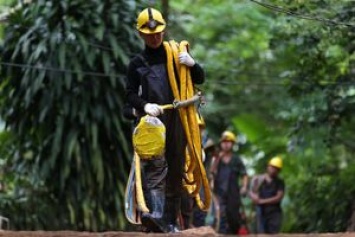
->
[[133, 115, 166, 159]]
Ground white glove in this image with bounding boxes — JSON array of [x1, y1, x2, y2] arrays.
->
[[144, 103, 163, 117], [179, 52, 195, 67]]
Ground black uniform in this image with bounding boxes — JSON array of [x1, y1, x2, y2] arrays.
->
[[126, 44, 204, 230], [214, 155, 247, 234], [257, 177, 284, 234]]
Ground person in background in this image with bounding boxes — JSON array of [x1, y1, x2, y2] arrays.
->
[[249, 156, 285, 234], [210, 131, 248, 234]]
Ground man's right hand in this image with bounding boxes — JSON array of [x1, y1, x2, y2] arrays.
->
[[144, 103, 163, 117]]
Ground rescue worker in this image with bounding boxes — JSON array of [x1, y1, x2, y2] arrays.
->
[[249, 156, 285, 234], [210, 131, 248, 234], [125, 8, 205, 233]]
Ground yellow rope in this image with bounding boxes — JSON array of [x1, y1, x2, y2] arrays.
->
[[134, 152, 149, 213], [164, 40, 211, 211]]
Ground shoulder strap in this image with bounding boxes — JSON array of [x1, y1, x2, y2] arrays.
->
[[137, 54, 150, 68], [137, 53, 160, 78]]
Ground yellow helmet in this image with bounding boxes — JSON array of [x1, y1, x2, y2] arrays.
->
[[268, 156, 283, 169], [220, 131, 237, 143], [136, 8, 166, 34]]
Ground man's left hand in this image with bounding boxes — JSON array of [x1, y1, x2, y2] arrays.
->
[[179, 52, 195, 67]]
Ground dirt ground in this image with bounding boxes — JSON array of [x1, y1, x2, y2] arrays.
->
[[0, 227, 354, 237]]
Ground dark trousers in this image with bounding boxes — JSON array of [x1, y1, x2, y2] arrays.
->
[[180, 189, 194, 229], [141, 157, 168, 205], [140, 110, 186, 226], [217, 194, 242, 234], [257, 207, 282, 234], [164, 110, 186, 226], [164, 110, 185, 198], [192, 184, 208, 227]]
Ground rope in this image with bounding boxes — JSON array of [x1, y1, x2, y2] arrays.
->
[[163, 40, 211, 211]]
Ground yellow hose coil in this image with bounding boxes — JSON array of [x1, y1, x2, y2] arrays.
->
[[163, 40, 211, 211], [134, 151, 149, 213], [183, 150, 197, 193]]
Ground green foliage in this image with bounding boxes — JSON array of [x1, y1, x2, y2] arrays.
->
[[0, 0, 17, 40], [170, 0, 355, 233], [0, 0, 142, 231], [268, 0, 355, 232], [0, 0, 353, 232], [270, 0, 355, 143], [171, 0, 289, 138], [282, 143, 355, 232]]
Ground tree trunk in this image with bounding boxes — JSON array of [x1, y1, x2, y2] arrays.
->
[[162, 0, 169, 23]]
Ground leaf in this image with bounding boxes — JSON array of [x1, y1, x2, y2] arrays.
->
[[108, 33, 125, 61], [232, 113, 268, 143], [93, 148, 104, 191], [77, 33, 89, 55], [64, 72, 72, 90], [67, 202, 76, 224], [91, 123, 98, 150], [94, 25, 105, 41], [65, 129, 79, 161], [102, 51, 110, 74], [50, 116, 64, 168], [59, 43, 66, 69]]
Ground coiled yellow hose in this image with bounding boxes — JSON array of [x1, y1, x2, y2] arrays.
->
[[134, 151, 150, 213], [163, 40, 211, 211]]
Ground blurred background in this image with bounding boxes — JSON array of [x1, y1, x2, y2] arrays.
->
[[0, 0, 354, 233]]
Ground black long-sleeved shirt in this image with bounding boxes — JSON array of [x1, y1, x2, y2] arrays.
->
[[126, 44, 205, 113]]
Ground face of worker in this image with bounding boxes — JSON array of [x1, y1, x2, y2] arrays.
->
[[220, 140, 233, 152], [140, 31, 164, 49], [267, 165, 280, 177]]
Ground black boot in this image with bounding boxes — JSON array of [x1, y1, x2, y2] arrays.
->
[[165, 197, 181, 233], [141, 190, 168, 233]]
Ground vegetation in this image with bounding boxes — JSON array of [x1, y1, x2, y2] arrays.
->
[[0, 0, 354, 233], [169, 0, 355, 232], [0, 0, 142, 231]]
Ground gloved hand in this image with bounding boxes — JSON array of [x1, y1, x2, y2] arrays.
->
[[144, 103, 163, 117], [179, 52, 195, 67]]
